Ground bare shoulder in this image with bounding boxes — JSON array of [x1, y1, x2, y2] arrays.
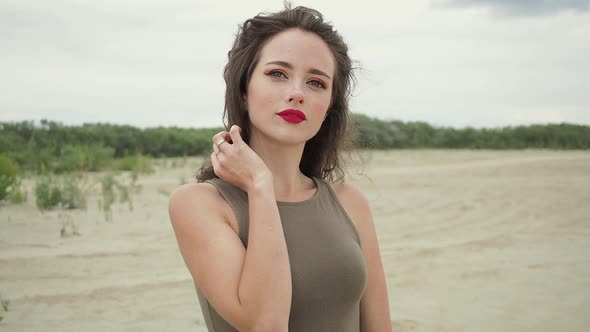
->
[[329, 181, 371, 218], [169, 182, 221, 204], [168, 182, 229, 227], [169, 182, 218, 211]]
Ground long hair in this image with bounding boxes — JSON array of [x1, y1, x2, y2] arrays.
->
[[196, 3, 359, 183]]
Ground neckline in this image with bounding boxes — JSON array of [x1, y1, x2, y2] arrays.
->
[[276, 176, 321, 206]]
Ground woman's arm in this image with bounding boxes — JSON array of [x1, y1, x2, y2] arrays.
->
[[332, 183, 394, 332], [169, 126, 292, 331], [238, 177, 292, 330]]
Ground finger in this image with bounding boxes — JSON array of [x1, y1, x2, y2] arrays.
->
[[216, 151, 226, 163], [221, 131, 232, 143], [229, 125, 243, 144], [212, 131, 228, 144], [217, 137, 231, 153], [212, 141, 219, 155], [210, 152, 222, 176], [212, 131, 230, 152]]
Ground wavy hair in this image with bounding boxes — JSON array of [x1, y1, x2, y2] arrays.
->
[[196, 3, 359, 183]]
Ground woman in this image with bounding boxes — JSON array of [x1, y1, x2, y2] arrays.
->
[[169, 4, 392, 331]]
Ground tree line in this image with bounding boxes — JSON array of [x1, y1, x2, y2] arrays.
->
[[1, 115, 588, 172], [353, 114, 590, 150]]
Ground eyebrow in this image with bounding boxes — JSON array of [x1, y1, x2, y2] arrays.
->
[[264, 60, 332, 80]]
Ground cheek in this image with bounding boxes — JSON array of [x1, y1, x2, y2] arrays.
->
[[311, 94, 332, 121], [247, 80, 276, 111]]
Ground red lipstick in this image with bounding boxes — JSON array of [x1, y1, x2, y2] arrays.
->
[[277, 109, 306, 124]]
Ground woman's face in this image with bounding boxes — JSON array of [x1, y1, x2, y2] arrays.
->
[[245, 28, 335, 146]]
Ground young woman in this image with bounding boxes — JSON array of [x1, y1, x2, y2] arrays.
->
[[169, 4, 392, 331]]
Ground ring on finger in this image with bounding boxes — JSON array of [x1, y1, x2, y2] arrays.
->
[[216, 138, 228, 149]]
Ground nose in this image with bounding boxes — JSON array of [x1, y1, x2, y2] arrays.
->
[[288, 85, 304, 105]]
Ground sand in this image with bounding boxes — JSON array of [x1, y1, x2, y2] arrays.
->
[[1, 150, 589, 331]]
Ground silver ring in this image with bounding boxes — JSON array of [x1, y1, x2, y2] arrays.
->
[[214, 149, 220, 156]]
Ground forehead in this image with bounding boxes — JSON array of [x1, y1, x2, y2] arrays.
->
[[258, 28, 335, 76]]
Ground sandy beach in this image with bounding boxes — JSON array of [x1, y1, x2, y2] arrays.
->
[[1, 149, 589, 331]]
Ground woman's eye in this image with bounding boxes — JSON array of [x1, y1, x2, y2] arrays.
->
[[308, 80, 326, 89], [267, 70, 286, 78], [265, 70, 326, 89]]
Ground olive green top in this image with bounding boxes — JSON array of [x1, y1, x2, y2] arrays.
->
[[196, 176, 367, 331]]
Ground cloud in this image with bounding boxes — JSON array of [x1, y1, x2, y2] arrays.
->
[[433, 0, 590, 16], [1, 0, 589, 128]]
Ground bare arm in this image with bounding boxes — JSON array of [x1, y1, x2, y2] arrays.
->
[[238, 179, 292, 330], [169, 125, 291, 331]]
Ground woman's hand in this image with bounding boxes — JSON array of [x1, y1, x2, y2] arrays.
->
[[211, 125, 273, 193]]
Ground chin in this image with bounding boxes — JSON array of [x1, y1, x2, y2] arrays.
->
[[252, 125, 312, 146], [272, 132, 310, 146]]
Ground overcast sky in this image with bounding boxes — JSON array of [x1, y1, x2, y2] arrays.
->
[[1, 0, 589, 128]]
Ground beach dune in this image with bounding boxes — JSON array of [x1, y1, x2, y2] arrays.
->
[[1, 150, 589, 331]]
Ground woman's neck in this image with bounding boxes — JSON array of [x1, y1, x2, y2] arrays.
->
[[248, 130, 314, 200]]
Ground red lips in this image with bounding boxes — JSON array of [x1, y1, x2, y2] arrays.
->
[[277, 109, 306, 124]]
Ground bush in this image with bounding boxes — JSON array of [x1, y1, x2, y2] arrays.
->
[[54, 144, 115, 173], [84, 145, 115, 171], [35, 175, 87, 210], [53, 145, 86, 173], [99, 173, 116, 221], [114, 154, 154, 174], [9, 177, 27, 204], [0, 155, 17, 201], [60, 175, 87, 209], [0, 291, 9, 322], [97, 172, 140, 221], [35, 176, 62, 210]]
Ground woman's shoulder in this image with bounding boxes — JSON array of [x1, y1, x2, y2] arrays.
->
[[168, 181, 229, 226], [170, 181, 221, 204], [327, 180, 371, 220], [328, 181, 369, 205]]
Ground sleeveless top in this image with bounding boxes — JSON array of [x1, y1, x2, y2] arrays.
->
[[196, 176, 368, 332]]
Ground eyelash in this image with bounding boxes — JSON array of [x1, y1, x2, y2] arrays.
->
[[265, 70, 327, 89]]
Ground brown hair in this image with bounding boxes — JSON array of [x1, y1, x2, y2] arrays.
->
[[196, 3, 359, 183]]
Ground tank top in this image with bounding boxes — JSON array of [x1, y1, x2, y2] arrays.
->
[[196, 176, 368, 332]]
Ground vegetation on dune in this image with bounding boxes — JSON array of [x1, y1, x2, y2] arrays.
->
[[1, 116, 587, 176], [352, 114, 590, 150], [0, 155, 17, 201], [1, 116, 587, 219], [0, 291, 8, 322], [0, 119, 217, 173]]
